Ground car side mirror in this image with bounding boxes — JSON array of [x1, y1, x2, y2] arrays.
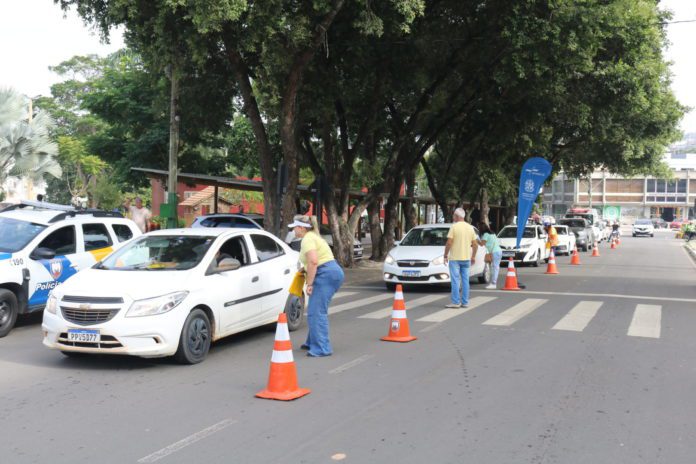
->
[[209, 258, 241, 274], [394, 241, 401, 246], [30, 247, 56, 260]]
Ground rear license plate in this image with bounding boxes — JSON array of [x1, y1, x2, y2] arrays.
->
[[67, 329, 100, 343], [403, 270, 421, 277], [502, 251, 515, 258]]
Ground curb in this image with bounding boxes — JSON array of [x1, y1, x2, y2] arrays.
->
[[683, 242, 696, 263]]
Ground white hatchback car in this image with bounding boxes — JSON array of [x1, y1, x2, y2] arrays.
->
[[498, 225, 550, 266], [42, 228, 303, 364], [554, 225, 577, 255], [382, 224, 490, 290]]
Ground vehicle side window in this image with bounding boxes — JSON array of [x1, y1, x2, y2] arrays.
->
[[217, 236, 250, 266], [250, 234, 285, 262], [82, 223, 114, 251], [111, 224, 134, 242], [234, 218, 257, 229], [36, 226, 76, 255]]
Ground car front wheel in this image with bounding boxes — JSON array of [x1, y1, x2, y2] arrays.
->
[[0, 289, 19, 338], [284, 294, 304, 331], [478, 263, 491, 284], [175, 309, 211, 365]]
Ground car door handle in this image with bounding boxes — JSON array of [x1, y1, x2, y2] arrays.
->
[[284, 269, 290, 275], [252, 276, 259, 282]]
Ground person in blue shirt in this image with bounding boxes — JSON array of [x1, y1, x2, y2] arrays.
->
[[477, 223, 502, 289]]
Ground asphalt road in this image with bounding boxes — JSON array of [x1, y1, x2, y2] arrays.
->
[[2, 229, 696, 464]]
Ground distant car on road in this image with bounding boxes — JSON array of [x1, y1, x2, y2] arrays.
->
[[554, 225, 577, 255], [190, 213, 264, 230], [670, 219, 687, 230], [42, 228, 303, 364], [382, 224, 490, 290], [558, 217, 595, 251], [285, 225, 363, 261], [497, 225, 550, 265], [632, 219, 655, 237], [651, 218, 667, 229]]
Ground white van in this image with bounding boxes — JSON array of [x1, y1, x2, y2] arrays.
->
[[564, 207, 603, 242]]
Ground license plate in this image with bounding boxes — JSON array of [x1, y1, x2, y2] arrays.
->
[[502, 251, 515, 257], [403, 270, 421, 277], [67, 329, 100, 343]]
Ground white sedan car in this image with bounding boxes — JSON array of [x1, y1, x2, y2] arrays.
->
[[42, 228, 303, 364], [382, 224, 490, 290], [554, 225, 577, 255], [498, 225, 550, 266]]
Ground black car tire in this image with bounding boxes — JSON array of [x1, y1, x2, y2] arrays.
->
[[0, 289, 19, 338], [632, 233, 636, 237], [478, 263, 491, 284], [651, 234, 654, 237], [385, 282, 396, 291], [532, 251, 541, 267], [582, 244, 589, 252], [175, 309, 211, 365], [284, 294, 304, 332]]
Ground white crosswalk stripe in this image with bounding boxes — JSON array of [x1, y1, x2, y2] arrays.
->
[[552, 301, 603, 332], [482, 298, 547, 326], [359, 294, 445, 319], [328, 293, 394, 315], [627, 304, 662, 338], [415, 296, 497, 323], [333, 291, 358, 300]]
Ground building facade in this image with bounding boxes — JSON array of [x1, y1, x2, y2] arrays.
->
[[543, 152, 696, 223]]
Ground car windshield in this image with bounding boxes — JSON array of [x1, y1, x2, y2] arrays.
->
[[99, 235, 214, 271], [400, 228, 450, 246], [560, 219, 586, 228], [556, 227, 568, 235], [0, 217, 47, 253], [566, 213, 593, 225], [635, 219, 652, 225], [498, 227, 536, 238]]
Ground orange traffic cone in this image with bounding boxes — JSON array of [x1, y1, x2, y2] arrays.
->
[[592, 242, 600, 257], [381, 284, 417, 342], [610, 239, 616, 249], [545, 249, 559, 274], [256, 313, 310, 401], [502, 258, 521, 291], [570, 246, 581, 265]]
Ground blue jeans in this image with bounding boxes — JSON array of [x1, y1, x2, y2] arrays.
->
[[449, 260, 471, 305], [491, 251, 503, 285], [305, 260, 344, 356]]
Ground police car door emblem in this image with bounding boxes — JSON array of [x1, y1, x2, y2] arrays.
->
[[49, 259, 63, 279]]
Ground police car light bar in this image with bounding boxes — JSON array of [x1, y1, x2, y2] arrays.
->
[[19, 200, 76, 211]]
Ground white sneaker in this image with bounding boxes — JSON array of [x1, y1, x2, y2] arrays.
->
[[445, 303, 461, 308], [485, 284, 496, 289]]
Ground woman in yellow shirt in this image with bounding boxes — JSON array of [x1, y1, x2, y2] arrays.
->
[[288, 215, 344, 357]]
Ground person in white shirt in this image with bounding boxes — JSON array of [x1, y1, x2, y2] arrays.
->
[[124, 197, 151, 233]]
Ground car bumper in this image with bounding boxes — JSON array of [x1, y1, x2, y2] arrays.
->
[[633, 230, 653, 236], [42, 307, 187, 358], [500, 248, 540, 263], [383, 262, 451, 284]]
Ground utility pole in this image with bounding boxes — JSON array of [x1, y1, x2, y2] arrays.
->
[[164, 64, 180, 229]]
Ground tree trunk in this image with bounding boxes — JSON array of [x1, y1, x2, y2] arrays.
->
[[378, 181, 401, 260], [367, 197, 383, 261], [404, 168, 417, 233], [480, 187, 490, 226]]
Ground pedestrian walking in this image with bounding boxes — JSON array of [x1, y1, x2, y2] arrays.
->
[[444, 208, 478, 308], [288, 214, 344, 357], [477, 223, 502, 289]]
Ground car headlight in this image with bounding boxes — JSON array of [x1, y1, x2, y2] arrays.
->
[[126, 291, 189, 318], [385, 254, 395, 265], [431, 255, 445, 266], [46, 293, 58, 314]]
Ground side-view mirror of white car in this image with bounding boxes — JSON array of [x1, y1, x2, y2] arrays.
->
[[394, 241, 401, 246]]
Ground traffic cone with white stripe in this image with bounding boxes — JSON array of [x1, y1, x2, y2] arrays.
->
[[502, 258, 521, 291], [570, 246, 581, 265], [381, 284, 417, 342], [610, 238, 616, 249], [592, 242, 601, 257], [545, 248, 559, 274], [256, 313, 310, 401]]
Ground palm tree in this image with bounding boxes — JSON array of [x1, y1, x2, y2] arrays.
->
[[0, 88, 62, 197]]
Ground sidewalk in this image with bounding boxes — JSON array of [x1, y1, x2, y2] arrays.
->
[[343, 259, 383, 286]]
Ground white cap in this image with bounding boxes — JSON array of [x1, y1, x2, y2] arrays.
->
[[288, 220, 312, 229]]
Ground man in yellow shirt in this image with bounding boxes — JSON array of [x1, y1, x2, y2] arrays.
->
[[444, 208, 478, 308]]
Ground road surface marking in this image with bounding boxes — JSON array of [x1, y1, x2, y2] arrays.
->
[[552, 301, 603, 332], [416, 296, 496, 323], [138, 419, 237, 463], [419, 322, 443, 333], [627, 304, 662, 338], [329, 293, 394, 315], [334, 291, 358, 299], [475, 289, 696, 304], [359, 294, 445, 319], [329, 355, 375, 374], [483, 298, 547, 326]]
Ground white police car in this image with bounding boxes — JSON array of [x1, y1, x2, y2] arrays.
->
[[0, 201, 141, 337]]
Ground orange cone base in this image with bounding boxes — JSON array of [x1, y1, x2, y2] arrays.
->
[[381, 334, 418, 343], [255, 363, 311, 401], [545, 269, 559, 275], [503, 286, 521, 291], [255, 387, 311, 401]]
